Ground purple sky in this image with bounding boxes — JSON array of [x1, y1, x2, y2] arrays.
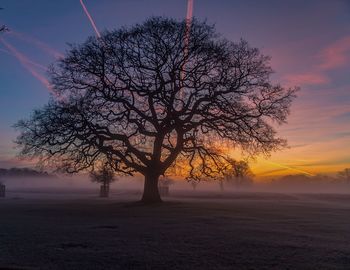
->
[[0, 0, 349, 176]]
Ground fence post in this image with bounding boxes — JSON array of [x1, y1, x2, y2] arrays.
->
[[0, 183, 5, 197]]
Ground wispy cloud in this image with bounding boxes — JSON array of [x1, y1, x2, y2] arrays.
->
[[318, 36, 350, 70], [282, 35, 350, 88], [0, 38, 53, 92], [0, 157, 37, 169], [262, 160, 315, 176], [8, 31, 64, 59], [0, 46, 47, 71], [283, 72, 329, 86], [258, 168, 287, 176]]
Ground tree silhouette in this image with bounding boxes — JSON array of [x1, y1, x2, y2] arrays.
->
[[224, 159, 254, 189], [15, 17, 297, 203], [215, 158, 253, 191], [90, 163, 116, 197], [158, 176, 174, 197], [189, 179, 199, 191], [338, 168, 350, 184]]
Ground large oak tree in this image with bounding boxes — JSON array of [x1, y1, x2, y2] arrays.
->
[[15, 17, 297, 203]]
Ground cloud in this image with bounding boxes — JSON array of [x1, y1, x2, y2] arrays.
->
[[0, 46, 47, 71], [318, 36, 350, 70], [282, 35, 350, 88], [0, 157, 36, 169], [258, 168, 287, 176], [8, 31, 64, 59], [283, 72, 329, 86], [0, 38, 53, 93], [289, 143, 310, 148], [262, 160, 315, 176]]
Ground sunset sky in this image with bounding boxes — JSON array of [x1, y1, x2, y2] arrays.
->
[[0, 0, 349, 178]]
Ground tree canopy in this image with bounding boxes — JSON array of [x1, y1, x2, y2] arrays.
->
[[90, 163, 116, 186], [15, 17, 297, 202], [338, 168, 350, 183]]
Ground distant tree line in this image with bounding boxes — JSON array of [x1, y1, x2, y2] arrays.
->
[[338, 168, 350, 183], [270, 168, 350, 185], [187, 158, 254, 191], [0, 168, 55, 178]]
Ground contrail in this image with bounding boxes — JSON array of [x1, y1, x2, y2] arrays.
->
[[180, 0, 194, 101], [0, 47, 47, 71], [185, 0, 194, 33], [0, 48, 9, 54], [263, 160, 316, 176], [8, 31, 64, 59], [0, 38, 53, 93], [79, 0, 101, 38], [183, 0, 194, 64]]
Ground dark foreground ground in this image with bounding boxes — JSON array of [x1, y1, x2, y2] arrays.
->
[[0, 190, 350, 270]]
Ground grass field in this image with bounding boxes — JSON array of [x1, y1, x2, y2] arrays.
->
[[1, 190, 350, 269]]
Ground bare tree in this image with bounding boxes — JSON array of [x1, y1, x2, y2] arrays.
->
[[189, 179, 199, 191], [90, 163, 116, 197], [338, 168, 350, 184], [159, 177, 175, 188], [0, 181, 5, 197], [159, 176, 174, 197], [215, 158, 253, 192], [15, 17, 297, 203], [225, 159, 254, 189]]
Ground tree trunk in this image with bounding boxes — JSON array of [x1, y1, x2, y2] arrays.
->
[[219, 180, 224, 192], [100, 183, 109, 198], [105, 183, 110, 197], [141, 173, 162, 203]]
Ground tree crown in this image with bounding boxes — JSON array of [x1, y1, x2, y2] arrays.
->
[[15, 17, 297, 179]]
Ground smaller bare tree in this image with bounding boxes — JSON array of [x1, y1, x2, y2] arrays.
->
[[186, 163, 213, 191], [159, 176, 175, 197], [0, 180, 5, 197], [159, 177, 175, 188], [90, 164, 117, 197], [338, 168, 350, 184], [221, 159, 254, 191], [188, 179, 199, 191]]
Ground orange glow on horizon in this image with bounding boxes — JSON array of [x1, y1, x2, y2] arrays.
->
[[261, 160, 315, 177]]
